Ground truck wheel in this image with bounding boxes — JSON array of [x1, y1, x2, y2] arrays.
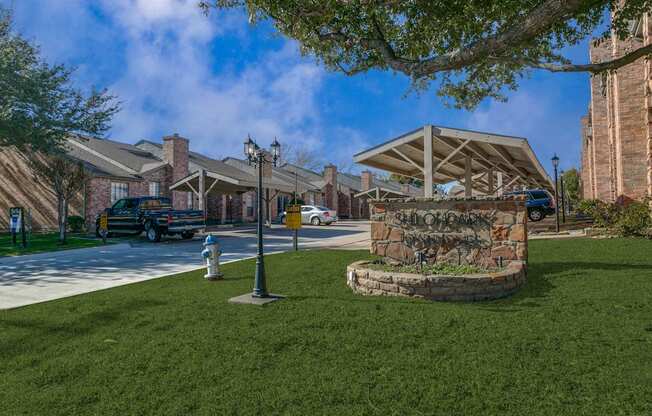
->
[[311, 216, 321, 226], [528, 208, 544, 222], [181, 231, 195, 240], [146, 222, 161, 242]]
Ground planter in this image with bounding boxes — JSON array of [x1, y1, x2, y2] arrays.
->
[[346, 260, 526, 302]]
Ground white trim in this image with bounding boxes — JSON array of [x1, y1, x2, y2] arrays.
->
[[67, 138, 139, 175]]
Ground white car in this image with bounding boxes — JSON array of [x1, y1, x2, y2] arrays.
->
[[280, 205, 337, 225]]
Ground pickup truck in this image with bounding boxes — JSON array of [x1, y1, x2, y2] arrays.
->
[[95, 196, 205, 242]]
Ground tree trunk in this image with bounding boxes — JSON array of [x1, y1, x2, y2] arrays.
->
[[58, 196, 67, 244]]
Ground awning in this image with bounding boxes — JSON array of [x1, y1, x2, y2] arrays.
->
[[170, 169, 253, 196], [353, 125, 553, 197], [354, 186, 409, 200]]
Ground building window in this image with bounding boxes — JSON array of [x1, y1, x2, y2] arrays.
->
[[149, 182, 160, 197], [111, 182, 128, 203]]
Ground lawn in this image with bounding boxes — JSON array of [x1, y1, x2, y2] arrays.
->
[[0, 232, 106, 257], [1, 238, 652, 415]]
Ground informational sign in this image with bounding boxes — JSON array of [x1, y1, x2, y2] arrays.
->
[[99, 212, 109, 241], [9, 207, 26, 247], [9, 207, 22, 233], [285, 204, 302, 230]]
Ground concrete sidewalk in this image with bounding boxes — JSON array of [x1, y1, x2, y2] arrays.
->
[[0, 221, 369, 310]]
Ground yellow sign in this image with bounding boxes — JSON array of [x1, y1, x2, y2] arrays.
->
[[285, 204, 302, 230], [99, 213, 108, 234]]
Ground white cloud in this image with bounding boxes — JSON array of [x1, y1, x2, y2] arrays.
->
[[5, 0, 368, 168]]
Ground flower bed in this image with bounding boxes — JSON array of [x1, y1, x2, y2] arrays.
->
[[346, 260, 526, 302]]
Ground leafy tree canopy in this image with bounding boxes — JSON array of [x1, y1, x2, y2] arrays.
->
[[202, 0, 652, 109], [0, 8, 119, 154]]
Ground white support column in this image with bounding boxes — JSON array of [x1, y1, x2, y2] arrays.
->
[[198, 169, 206, 212], [487, 168, 494, 196], [423, 125, 434, 198], [465, 154, 473, 198], [497, 172, 504, 196]]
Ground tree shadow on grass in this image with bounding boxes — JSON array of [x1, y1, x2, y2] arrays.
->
[[0, 298, 168, 359], [480, 261, 652, 312]]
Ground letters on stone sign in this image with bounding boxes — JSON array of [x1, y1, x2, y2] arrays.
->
[[391, 210, 493, 232]]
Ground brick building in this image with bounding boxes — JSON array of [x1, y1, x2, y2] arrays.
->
[[1, 133, 417, 232], [580, 17, 652, 203]]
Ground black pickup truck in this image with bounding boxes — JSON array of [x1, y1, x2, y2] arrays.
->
[[96, 196, 205, 242]]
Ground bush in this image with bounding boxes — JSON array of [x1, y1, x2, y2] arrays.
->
[[614, 200, 651, 237], [67, 215, 85, 233], [577, 199, 619, 228], [578, 198, 651, 237]]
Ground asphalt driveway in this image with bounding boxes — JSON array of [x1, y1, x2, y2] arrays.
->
[[0, 221, 369, 309]]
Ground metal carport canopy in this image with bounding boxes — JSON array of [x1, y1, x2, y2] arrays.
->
[[353, 124, 553, 197]]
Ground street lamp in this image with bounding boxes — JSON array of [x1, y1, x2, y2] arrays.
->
[[560, 169, 566, 223], [551, 154, 560, 233], [244, 135, 281, 298]]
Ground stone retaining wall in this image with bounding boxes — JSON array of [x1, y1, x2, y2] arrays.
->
[[347, 260, 527, 302], [370, 197, 527, 268]]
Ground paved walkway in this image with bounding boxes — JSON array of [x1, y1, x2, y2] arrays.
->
[[0, 221, 369, 310]]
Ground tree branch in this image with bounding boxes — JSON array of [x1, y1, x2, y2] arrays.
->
[[523, 42, 652, 72]]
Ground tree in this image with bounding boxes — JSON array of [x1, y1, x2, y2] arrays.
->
[[389, 173, 423, 188], [562, 168, 580, 207], [27, 154, 88, 244], [282, 142, 324, 171], [0, 8, 119, 153], [202, 1, 652, 109]]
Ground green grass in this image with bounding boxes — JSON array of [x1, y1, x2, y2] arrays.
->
[[0, 232, 106, 257], [2, 238, 652, 415]]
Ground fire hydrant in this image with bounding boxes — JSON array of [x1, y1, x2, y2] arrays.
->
[[201, 234, 223, 280]]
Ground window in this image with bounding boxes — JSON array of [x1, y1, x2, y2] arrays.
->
[[111, 182, 128, 203], [528, 191, 550, 200], [112, 199, 127, 210], [124, 199, 138, 209], [149, 182, 160, 197], [301, 206, 312, 212]]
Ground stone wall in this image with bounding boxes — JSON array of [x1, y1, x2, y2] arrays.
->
[[347, 260, 526, 302], [369, 197, 527, 268]]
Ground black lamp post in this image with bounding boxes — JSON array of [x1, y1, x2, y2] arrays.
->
[[244, 135, 281, 298], [560, 169, 566, 223], [551, 154, 560, 233]]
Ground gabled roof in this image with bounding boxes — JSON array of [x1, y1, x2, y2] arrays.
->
[[68, 136, 166, 176], [223, 157, 320, 194], [353, 124, 554, 193], [135, 140, 258, 185]]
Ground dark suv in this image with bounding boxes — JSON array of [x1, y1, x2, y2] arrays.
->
[[505, 189, 556, 222]]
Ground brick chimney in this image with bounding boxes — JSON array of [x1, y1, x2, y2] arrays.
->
[[163, 133, 190, 209], [361, 170, 373, 191], [323, 164, 338, 211]]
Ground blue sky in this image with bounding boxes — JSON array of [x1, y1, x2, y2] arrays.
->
[[4, 0, 590, 177]]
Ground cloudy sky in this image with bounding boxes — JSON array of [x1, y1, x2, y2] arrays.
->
[[4, 0, 590, 176]]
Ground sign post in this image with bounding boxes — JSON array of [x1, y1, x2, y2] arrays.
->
[[99, 212, 109, 244], [285, 204, 302, 250]]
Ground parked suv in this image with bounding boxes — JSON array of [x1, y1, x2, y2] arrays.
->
[[279, 205, 337, 225], [505, 189, 556, 222]]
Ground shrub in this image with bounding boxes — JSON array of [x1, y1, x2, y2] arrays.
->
[[614, 200, 651, 237], [67, 215, 85, 233], [577, 199, 619, 228]]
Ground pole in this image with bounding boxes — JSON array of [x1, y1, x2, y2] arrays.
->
[[253, 152, 268, 298], [293, 171, 298, 251], [554, 165, 560, 233], [560, 172, 566, 223]]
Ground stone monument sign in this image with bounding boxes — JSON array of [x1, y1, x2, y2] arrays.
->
[[370, 197, 527, 268]]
